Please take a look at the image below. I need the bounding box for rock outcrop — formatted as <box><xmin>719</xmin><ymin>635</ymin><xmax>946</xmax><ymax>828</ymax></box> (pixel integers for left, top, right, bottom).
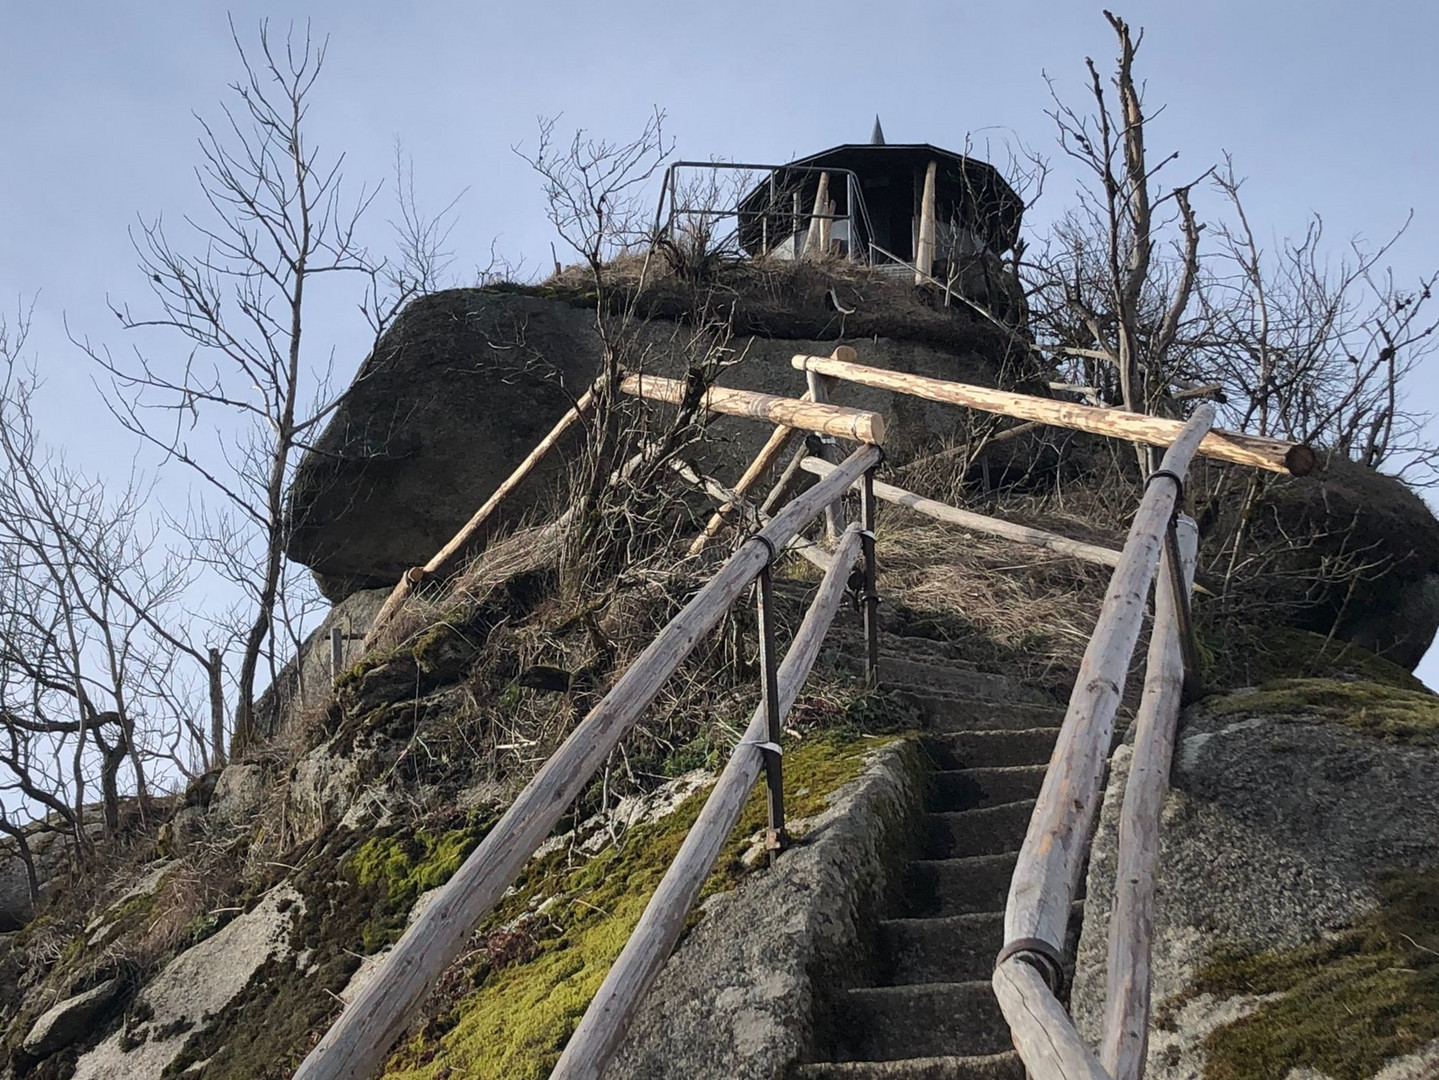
<box><xmin>286</xmin><ymin>281</ymin><xmax>1028</xmax><ymax>601</ymax></box>
<box><xmin>1223</xmin><ymin>454</ymin><xmax>1439</xmax><ymax>669</ymax></box>
<box><xmin>1073</xmin><ymin>680</ymin><xmax>1439</xmax><ymax>1079</ymax></box>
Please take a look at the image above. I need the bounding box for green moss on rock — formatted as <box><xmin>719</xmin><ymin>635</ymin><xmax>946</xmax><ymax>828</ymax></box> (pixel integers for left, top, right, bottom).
<box><xmin>1202</xmin><ymin>678</ymin><xmax>1439</xmax><ymax>745</ymax></box>
<box><xmin>159</xmin><ymin>814</ymin><xmax>493</xmax><ymax>1080</ymax></box>
<box><xmin>380</xmin><ymin>728</ymin><xmax>901</xmax><ymax>1080</ymax></box>
<box><xmin>1189</xmin><ymin>866</ymin><xmax>1439</xmax><ymax>1080</ymax></box>
<box><xmin>1200</xmin><ymin>625</ymin><xmax>1426</xmax><ymax>694</ymax></box>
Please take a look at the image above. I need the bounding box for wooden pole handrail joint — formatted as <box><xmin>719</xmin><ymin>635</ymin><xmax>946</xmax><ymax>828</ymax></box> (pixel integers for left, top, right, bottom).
<box><xmin>620</xmin><ymin>372</ymin><xmax>887</xmax><ymax>446</ymax></box>
<box><xmin>790</xmin><ymin>353</ymin><xmax>1314</xmax><ymax>475</ymax></box>
<box><xmin>293</xmin><ymin>444</ymin><xmax>881</xmax><ymax>1080</ymax></box>
<box><xmin>667</xmin><ymin>457</ymin><xmax>832</xmax><ymax>573</ymax></box>
<box><xmin>550</xmin><ymin>525</ymin><xmax>867</xmax><ymax>1080</ymax></box>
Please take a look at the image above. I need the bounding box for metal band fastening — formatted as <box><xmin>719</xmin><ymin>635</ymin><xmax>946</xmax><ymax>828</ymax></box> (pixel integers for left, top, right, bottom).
<box><xmin>1146</xmin><ymin>468</ymin><xmax>1185</xmax><ymax>506</ymax></box>
<box><xmin>995</xmin><ymin>937</ymin><xmax>1069</xmax><ymax>996</ymax></box>
<box><xmin>747</xmin><ymin>533</ymin><xmax>778</xmax><ymax>567</ymax></box>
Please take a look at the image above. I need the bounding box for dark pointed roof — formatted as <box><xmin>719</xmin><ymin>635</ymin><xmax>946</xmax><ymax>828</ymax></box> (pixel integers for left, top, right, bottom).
<box><xmin>871</xmin><ymin>115</ymin><xmax>886</xmax><ymax>145</ymax></box>
<box><xmin>735</xmin><ymin>142</ymin><xmax>1024</xmax><ymax>253</ymax></box>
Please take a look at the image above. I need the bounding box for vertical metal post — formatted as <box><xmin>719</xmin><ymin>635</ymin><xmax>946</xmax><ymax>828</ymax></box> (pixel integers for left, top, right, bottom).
<box><xmin>861</xmin><ymin>467</ymin><xmax>880</xmax><ymax>689</ymax></box>
<box><xmin>330</xmin><ymin>626</ymin><xmax>344</xmax><ymax>683</ymax></box>
<box><xmin>1165</xmin><ymin>516</ymin><xmax>1204</xmax><ymax>705</ymax></box>
<box><xmin>756</xmin><ymin>564</ymin><xmax>787</xmax><ymax>859</ymax></box>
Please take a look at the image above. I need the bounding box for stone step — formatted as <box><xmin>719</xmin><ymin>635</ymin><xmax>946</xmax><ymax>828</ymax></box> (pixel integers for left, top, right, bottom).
<box><xmin>877</xmin><ymin>911</ymin><xmax>1003</xmax><ymax>985</ymax></box>
<box><xmin>903</xmin><ymin>853</ymin><xmax>1016</xmax><ymax>918</ymax></box>
<box><xmin>871</xmin><ymin>658</ymin><xmax>1051</xmax><ymax>705</ymax></box>
<box><xmin>791</xmin><ymin>1051</ymin><xmax>1024</xmax><ymax>1080</ymax></box>
<box><xmin>898</xmin><ymin>691</ymin><xmax>1067</xmax><ymax>732</ymax></box>
<box><xmin>833</xmin><ymin>982</ymin><xmax>1012</xmax><ymax>1061</ymax></box>
<box><xmin>927</xmin><ymin>766</ymin><xmax>1047</xmax><ymax>813</ymax></box>
<box><xmin>921</xmin><ymin>729</ymin><xmax>1060</xmax><ymax>770</ymax></box>
<box><xmin>921</xmin><ymin>800</ymin><xmax>1035</xmax><ymax>859</ymax></box>
<box><xmin>835</xmin><ymin>633</ymin><xmax>984</xmax><ymax>670</ymax></box>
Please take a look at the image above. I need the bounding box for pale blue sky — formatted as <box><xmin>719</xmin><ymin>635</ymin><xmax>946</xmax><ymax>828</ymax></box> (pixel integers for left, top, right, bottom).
<box><xmin>2</xmin><ymin>1</ymin><xmax>1437</xmax><ymax>682</ymax></box>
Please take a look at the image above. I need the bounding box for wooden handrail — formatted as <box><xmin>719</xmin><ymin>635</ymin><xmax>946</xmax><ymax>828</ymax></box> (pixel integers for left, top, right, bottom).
<box><xmin>551</xmin><ymin>525</ymin><xmax>867</xmax><ymax>1080</ymax></box>
<box><xmin>1101</xmin><ymin>516</ymin><xmax>1198</xmax><ymax>1080</ymax></box>
<box><xmin>798</xmin><ymin>456</ymin><xmax>1124</xmax><ymax>570</ymax></box>
<box><xmin>688</xmin><ymin>389</ymin><xmax>814</xmax><ymax>556</ymax></box>
<box><xmin>994</xmin><ymin>405</ymin><xmax>1215</xmax><ymax>1080</ymax></box>
<box><xmin>621</xmin><ymin>372</ymin><xmax>887</xmax><ymax>445</ymax></box>
<box><xmin>293</xmin><ymin>443</ymin><xmax>881</xmax><ymax>1080</ymax></box>
<box><xmin>365</xmin><ymin>384</ymin><xmax>597</xmax><ymax>647</ymax></box>
<box><xmin>790</xmin><ymin>353</ymin><xmax>1314</xmax><ymax>475</ymax></box>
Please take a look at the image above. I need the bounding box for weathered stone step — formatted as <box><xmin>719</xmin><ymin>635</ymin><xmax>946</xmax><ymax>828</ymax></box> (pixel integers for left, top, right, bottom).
<box><xmin>832</xmin><ymin>982</ymin><xmax>1012</xmax><ymax>1061</ymax></box>
<box><xmin>878</xmin><ymin>911</ymin><xmax>1003</xmax><ymax>985</ymax></box>
<box><xmin>791</xmin><ymin>1051</ymin><xmax>1024</xmax><ymax>1080</ymax></box>
<box><xmin>904</xmin><ymin>853</ymin><xmax>1016</xmax><ymax>918</ymax></box>
<box><xmin>898</xmin><ymin>691</ymin><xmax>1066</xmax><ymax>732</ymax></box>
<box><xmin>927</xmin><ymin>766</ymin><xmax>1047</xmax><ymax>813</ymax></box>
<box><xmin>835</xmin><ymin>633</ymin><xmax>984</xmax><ymax>669</ymax></box>
<box><xmin>871</xmin><ymin>658</ymin><xmax>1051</xmax><ymax>705</ymax></box>
<box><xmin>921</xmin><ymin>800</ymin><xmax>1035</xmax><ymax>859</ymax></box>
<box><xmin>922</xmin><ymin>729</ymin><xmax>1060</xmax><ymax>770</ymax></box>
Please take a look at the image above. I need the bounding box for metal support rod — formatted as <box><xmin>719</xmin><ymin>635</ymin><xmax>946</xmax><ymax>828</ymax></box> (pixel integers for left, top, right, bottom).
<box><xmin>861</xmin><ymin>467</ymin><xmax>880</xmax><ymax>689</ymax></box>
<box><xmin>1165</xmin><ymin>518</ymin><xmax>1204</xmax><ymax>705</ymax></box>
<box><xmin>756</xmin><ymin>563</ymin><xmax>787</xmax><ymax>859</ymax></box>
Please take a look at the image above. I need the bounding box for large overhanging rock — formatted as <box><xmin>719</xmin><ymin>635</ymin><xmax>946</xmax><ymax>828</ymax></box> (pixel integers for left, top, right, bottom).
<box><xmin>286</xmin><ymin>286</ymin><xmax>1027</xmax><ymax>601</ymax></box>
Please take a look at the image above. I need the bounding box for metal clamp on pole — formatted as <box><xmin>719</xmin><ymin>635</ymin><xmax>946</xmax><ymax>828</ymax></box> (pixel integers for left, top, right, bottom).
<box><xmin>995</xmin><ymin>936</ymin><xmax>1070</xmax><ymax>1000</ymax></box>
<box><xmin>1147</xmin><ymin>468</ymin><xmax>1204</xmax><ymax>704</ymax></box>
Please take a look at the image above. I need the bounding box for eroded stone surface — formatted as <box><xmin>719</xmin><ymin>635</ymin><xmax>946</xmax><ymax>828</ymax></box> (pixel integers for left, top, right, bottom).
<box><xmin>70</xmin><ymin>886</ymin><xmax>302</xmax><ymax>1080</ymax></box>
<box><xmin>1073</xmin><ymin>701</ymin><xmax>1439</xmax><ymax>1079</ymax></box>
<box><xmin>604</xmin><ymin>741</ymin><xmax>922</xmax><ymax>1080</ymax></box>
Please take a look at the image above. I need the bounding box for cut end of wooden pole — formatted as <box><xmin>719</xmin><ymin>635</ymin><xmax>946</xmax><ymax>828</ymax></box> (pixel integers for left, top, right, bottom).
<box><xmin>831</xmin><ymin>345</ymin><xmax>857</xmax><ymax>364</ymax></box>
<box><xmin>862</xmin><ymin>413</ymin><xmax>887</xmax><ymax>446</ymax></box>
<box><xmin>1284</xmin><ymin>444</ymin><xmax>1319</xmax><ymax>477</ymax></box>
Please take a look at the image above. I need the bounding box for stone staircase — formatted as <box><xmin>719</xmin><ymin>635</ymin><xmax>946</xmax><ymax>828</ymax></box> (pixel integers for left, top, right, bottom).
<box><xmin>795</xmin><ymin>643</ymin><xmax>1077</xmax><ymax>1080</ymax></box>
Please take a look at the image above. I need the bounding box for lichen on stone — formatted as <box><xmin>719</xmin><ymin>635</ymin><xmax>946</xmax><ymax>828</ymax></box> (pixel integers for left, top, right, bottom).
<box><xmin>1201</xmin><ymin>677</ymin><xmax>1439</xmax><ymax>745</ymax></box>
<box><xmin>1184</xmin><ymin>866</ymin><xmax>1439</xmax><ymax>1080</ymax></box>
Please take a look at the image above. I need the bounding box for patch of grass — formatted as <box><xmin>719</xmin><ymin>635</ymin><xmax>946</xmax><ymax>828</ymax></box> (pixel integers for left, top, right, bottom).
<box><xmin>1201</xmin><ymin>678</ymin><xmax>1439</xmax><ymax>745</ymax></box>
<box><xmin>1188</xmin><ymin>867</ymin><xmax>1439</xmax><ymax>1080</ymax></box>
<box><xmin>380</xmin><ymin>726</ymin><xmax>902</xmax><ymax>1080</ymax></box>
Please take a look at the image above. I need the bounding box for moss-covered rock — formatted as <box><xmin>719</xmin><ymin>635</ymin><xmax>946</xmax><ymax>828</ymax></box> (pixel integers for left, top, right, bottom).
<box><xmin>1073</xmin><ymin>682</ymin><xmax>1439</xmax><ymax>1080</ymax></box>
<box><xmin>1202</xmin><ymin>677</ymin><xmax>1439</xmax><ymax>745</ymax></box>
<box><xmin>1186</xmin><ymin>867</ymin><xmax>1439</xmax><ymax>1080</ymax></box>
<box><xmin>379</xmin><ymin>728</ymin><xmax>901</xmax><ymax>1080</ymax></box>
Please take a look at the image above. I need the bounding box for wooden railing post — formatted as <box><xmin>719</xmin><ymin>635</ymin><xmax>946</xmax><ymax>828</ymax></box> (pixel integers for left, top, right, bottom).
<box><xmin>994</xmin><ymin>406</ymin><xmax>1215</xmax><ymax>1080</ymax></box>
<box><xmin>791</xmin><ymin>353</ymin><xmax>1314</xmax><ymax>475</ymax></box>
<box><xmin>549</xmin><ymin>527</ymin><xmax>866</xmax><ymax>1080</ymax></box>
<box><xmin>755</xmin><ymin>560</ymin><xmax>787</xmax><ymax>857</ymax></box>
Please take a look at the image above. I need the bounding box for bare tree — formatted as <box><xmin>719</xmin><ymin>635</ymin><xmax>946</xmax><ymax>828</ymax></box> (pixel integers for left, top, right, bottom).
<box><xmin>79</xmin><ymin>20</ymin><xmax>420</xmax><ymax>750</ymax></box>
<box><xmin>1029</xmin><ymin>11</ymin><xmax>1206</xmax><ymax>465</ymax></box>
<box><xmin>0</xmin><ymin>306</ymin><xmax>213</xmax><ymax>853</ymax></box>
